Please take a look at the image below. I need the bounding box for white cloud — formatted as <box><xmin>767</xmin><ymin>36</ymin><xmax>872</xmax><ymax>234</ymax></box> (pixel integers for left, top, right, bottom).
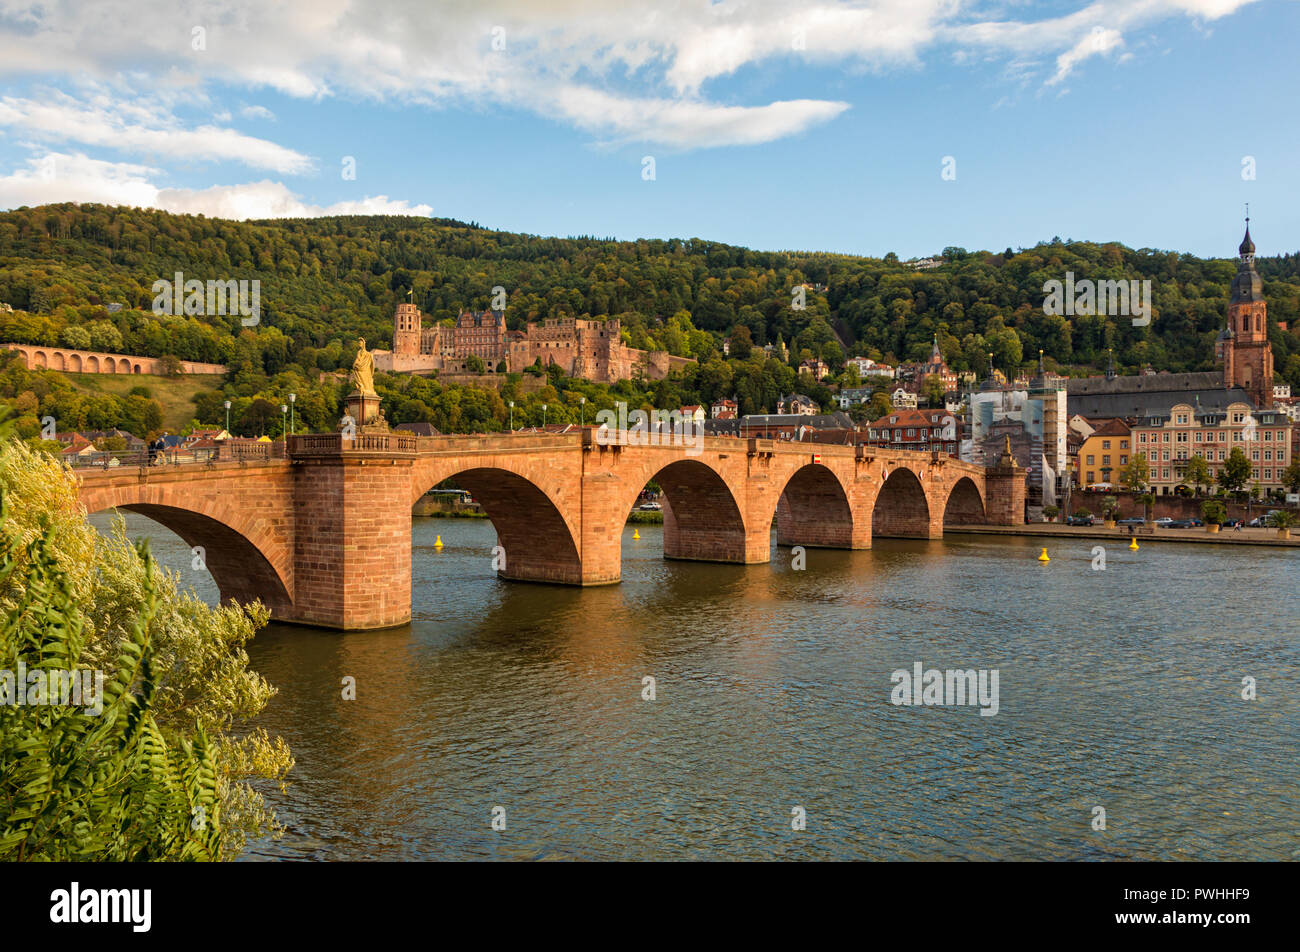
<box><xmin>1048</xmin><ymin>27</ymin><xmax>1124</xmax><ymax>86</ymax></box>
<box><xmin>0</xmin><ymin>0</ymin><xmax>1268</xmax><ymax>149</ymax></box>
<box><xmin>0</xmin><ymin>151</ymin><xmax>431</xmax><ymax>219</ymax></box>
<box><xmin>240</xmin><ymin>105</ymin><xmax>276</xmax><ymax>120</ymax></box>
<box><xmin>0</xmin><ymin>91</ymin><xmax>312</xmax><ymax>173</ymax></box>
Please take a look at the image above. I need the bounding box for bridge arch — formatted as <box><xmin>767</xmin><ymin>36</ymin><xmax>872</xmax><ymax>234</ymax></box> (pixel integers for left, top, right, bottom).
<box><xmin>772</xmin><ymin>462</ymin><xmax>858</xmax><ymax>549</ymax></box>
<box><xmin>31</xmin><ymin>349</ymin><xmax>47</xmax><ymax>368</ymax></box>
<box><xmin>872</xmin><ymin>465</ymin><xmax>933</xmax><ymax>538</ymax></box>
<box><xmin>619</xmin><ymin>457</ymin><xmax>748</xmax><ymax>563</ymax></box>
<box><xmin>942</xmin><ymin>476</ymin><xmax>986</xmax><ymax>526</ymax></box>
<box><xmin>410</xmin><ymin>459</ymin><xmax>583</xmax><ymax>585</ymax></box>
<box><xmin>79</xmin><ymin>496</ymin><xmax>293</xmax><ymax>615</ymax></box>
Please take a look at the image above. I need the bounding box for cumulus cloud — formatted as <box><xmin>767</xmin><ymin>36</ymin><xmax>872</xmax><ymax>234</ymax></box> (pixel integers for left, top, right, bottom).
<box><xmin>0</xmin><ymin>152</ymin><xmax>431</xmax><ymax>219</ymax></box>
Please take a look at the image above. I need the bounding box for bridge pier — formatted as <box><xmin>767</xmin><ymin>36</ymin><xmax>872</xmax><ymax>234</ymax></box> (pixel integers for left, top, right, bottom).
<box><xmin>288</xmin><ymin>438</ymin><xmax>416</xmax><ymax>630</ymax></box>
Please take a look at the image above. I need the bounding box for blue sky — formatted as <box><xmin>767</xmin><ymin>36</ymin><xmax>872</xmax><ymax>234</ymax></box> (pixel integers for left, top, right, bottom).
<box><xmin>1</xmin><ymin>0</ymin><xmax>1296</xmax><ymax>259</ymax></box>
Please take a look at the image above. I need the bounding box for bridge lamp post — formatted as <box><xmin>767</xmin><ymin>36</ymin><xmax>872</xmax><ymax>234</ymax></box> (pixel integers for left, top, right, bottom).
<box><xmin>280</xmin><ymin>404</ymin><xmax>288</xmax><ymax>439</ymax></box>
<box><xmin>224</xmin><ymin>400</ymin><xmax>231</xmax><ymax>435</ymax></box>
<box><xmin>542</xmin><ymin>403</ymin><xmax>548</xmax><ymax>428</ymax></box>
<box><xmin>509</xmin><ymin>401</ymin><xmax>514</xmax><ymax>432</ymax></box>
<box><xmin>580</xmin><ymin>396</ymin><xmax>586</xmax><ymax>426</ymax></box>
<box><xmin>289</xmin><ymin>393</ymin><xmax>296</xmax><ymax>436</ymax></box>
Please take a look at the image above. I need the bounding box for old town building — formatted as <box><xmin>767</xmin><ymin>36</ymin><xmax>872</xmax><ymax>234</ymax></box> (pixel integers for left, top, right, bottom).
<box><xmin>1132</xmin><ymin>402</ymin><xmax>1292</xmax><ymax>494</ymax></box>
<box><xmin>866</xmin><ymin>408</ymin><xmax>959</xmax><ymax>455</ymax></box>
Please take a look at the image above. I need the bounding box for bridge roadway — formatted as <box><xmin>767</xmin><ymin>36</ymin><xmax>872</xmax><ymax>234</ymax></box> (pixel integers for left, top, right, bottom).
<box><xmin>75</xmin><ymin>430</ymin><xmax>1026</xmax><ymax>630</ymax></box>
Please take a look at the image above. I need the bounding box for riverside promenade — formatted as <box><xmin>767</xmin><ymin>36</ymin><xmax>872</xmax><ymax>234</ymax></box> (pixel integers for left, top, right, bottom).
<box><xmin>945</xmin><ymin>524</ymin><xmax>1300</xmax><ymax>548</ymax></box>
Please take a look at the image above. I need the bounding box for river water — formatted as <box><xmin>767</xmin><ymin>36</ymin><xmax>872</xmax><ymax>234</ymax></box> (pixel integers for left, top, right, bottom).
<box><xmin>89</xmin><ymin>512</ymin><xmax>1300</xmax><ymax>861</ymax></box>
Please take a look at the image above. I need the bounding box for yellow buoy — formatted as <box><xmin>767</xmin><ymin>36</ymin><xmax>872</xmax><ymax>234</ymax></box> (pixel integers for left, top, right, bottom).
<box><xmin>1129</xmin><ymin>537</ymin><xmax>1139</xmax><ymax>550</ymax></box>
<box><xmin>633</xmin><ymin>528</ymin><xmax>641</xmax><ymax>540</ymax></box>
<box><xmin>434</xmin><ymin>535</ymin><xmax>444</xmax><ymax>548</ymax></box>
<box><xmin>1037</xmin><ymin>547</ymin><xmax>1050</xmax><ymax>562</ymax></box>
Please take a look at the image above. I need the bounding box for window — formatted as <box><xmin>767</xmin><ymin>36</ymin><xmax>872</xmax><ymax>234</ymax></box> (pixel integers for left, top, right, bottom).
<box><xmin>1121</xmin><ymin>440</ymin><xmax>1129</xmax><ymax>449</ymax></box>
<box><xmin>1102</xmin><ymin>440</ymin><xmax>1111</xmax><ymax>449</ymax></box>
<box><xmin>1120</xmin><ymin>455</ymin><xmax>1128</xmax><ymax>465</ymax></box>
<box><xmin>1177</xmin><ymin>432</ymin><xmax>1188</xmax><ymax>443</ymax></box>
<box><xmin>1162</xmin><ymin>451</ymin><xmax>1170</xmax><ymax>461</ymax></box>
<box><xmin>1086</xmin><ymin>454</ymin><xmax>1095</xmax><ymax>465</ymax></box>
<box><xmin>1103</xmin><ymin>455</ymin><xmax>1111</xmax><ymax>466</ymax></box>
<box><xmin>1163</xmin><ymin>433</ymin><xmax>1170</xmax><ymax>443</ymax></box>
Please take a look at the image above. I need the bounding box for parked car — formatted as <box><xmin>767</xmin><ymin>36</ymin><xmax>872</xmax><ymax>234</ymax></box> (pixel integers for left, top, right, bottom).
<box><xmin>1117</xmin><ymin>517</ymin><xmax>1145</xmax><ymax>525</ymax></box>
<box><xmin>637</xmin><ymin>501</ymin><xmax>662</xmax><ymax>511</ymax></box>
<box><xmin>1066</xmin><ymin>514</ymin><xmax>1094</xmax><ymax>526</ymax></box>
<box><xmin>1248</xmin><ymin>516</ymin><xmax>1265</xmax><ymax>527</ymax></box>
<box><xmin>1153</xmin><ymin>517</ymin><xmax>1174</xmax><ymax>527</ymax></box>
<box><xmin>1165</xmin><ymin>519</ymin><xmax>1197</xmax><ymax>528</ymax></box>
<box><xmin>1223</xmin><ymin>518</ymin><xmax>1245</xmax><ymax>528</ymax></box>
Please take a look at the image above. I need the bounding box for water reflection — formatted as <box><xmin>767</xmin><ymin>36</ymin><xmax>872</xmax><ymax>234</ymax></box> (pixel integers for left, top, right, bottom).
<box><xmin>89</xmin><ymin>512</ymin><xmax>1300</xmax><ymax>861</ymax></box>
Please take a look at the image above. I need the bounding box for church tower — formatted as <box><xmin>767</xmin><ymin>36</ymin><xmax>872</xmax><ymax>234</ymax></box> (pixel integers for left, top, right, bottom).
<box><xmin>1223</xmin><ymin>217</ymin><xmax>1274</xmax><ymax>408</ymax></box>
<box><xmin>393</xmin><ymin>301</ymin><xmax>422</xmax><ymax>358</ymax></box>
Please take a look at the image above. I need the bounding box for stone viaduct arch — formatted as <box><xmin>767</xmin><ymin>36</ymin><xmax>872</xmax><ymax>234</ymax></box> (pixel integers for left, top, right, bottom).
<box><xmin>409</xmin><ymin>448</ymin><xmax>585</xmax><ymax>585</ymax></box>
<box><xmin>78</xmin><ymin>474</ymin><xmax>295</xmax><ymax>617</ymax></box>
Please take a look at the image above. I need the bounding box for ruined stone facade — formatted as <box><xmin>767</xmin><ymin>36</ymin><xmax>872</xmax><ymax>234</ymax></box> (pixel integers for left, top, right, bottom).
<box><xmin>374</xmin><ymin>302</ymin><xmax>691</xmax><ymax>383</ymax></box>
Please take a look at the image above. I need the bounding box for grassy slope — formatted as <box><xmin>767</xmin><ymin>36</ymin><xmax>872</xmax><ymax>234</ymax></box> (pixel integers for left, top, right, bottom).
<box><xmin>62</xmin><ymin>372</ymin><xmax>220</xmax><ymax>432</ymax></box>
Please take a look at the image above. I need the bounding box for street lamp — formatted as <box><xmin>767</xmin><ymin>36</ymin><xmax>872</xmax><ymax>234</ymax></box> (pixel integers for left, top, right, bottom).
<box><xmin>280</xmin><ymin>404</ymin><xmax>287</xmax><ymax>439</ymax></box>
<box><xmin>580</xmin><ymin>396</ymin><xmax>586</xmax><ymax>426</ymax></box>
<box><xmin>289</xmin><ymin>392</ymin><xmax>296</xmax><ymax>436</ymax></box>
<box><xmin>224</xmin><ymin>400</ymin><xmax>231</xmax><ymax>435</ymax></box>
<box><xmin>509</xmin><ymin>400</ymin><xmax>514</xmax><ymax>432</ymax></box>
<box><xmin>542</xmin><ymin>403</ymin><xmax>548</xmax><ymax>428</ymax></box>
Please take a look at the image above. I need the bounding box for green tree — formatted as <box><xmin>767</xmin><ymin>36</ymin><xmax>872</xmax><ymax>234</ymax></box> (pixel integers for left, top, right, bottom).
<box><xmin>1120</xmin><ymin>453</ymin><xmax>1149</xmax><ymax>491</ymax></box>
<box><xmin>1282</xmin><ymin>458</ymin><xmax>1300</xmax><ymax>494</ymax></box>
<box><xmin>1184</xmin><ymin>454</ymin><xmax>1211</xmax><ymax>495</ymax></box>
<box><xmin>1218</xmin><ymin>447</ymin><xmax>1252</xmax><ymax>496</ymax></box>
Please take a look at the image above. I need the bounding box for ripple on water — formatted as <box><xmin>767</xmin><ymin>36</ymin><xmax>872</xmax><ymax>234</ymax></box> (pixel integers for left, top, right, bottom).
<box><xmin>89</xmin><ymin>513</ymin><xmax>1300</xmax><ymax>860</ymax></box>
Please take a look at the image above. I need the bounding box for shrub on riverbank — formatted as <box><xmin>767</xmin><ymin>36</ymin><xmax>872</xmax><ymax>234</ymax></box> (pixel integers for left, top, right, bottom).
<box><xmin>0</xmin><ymin>439</ymin><xmax>291</xmax><ymax>859</ymax></box>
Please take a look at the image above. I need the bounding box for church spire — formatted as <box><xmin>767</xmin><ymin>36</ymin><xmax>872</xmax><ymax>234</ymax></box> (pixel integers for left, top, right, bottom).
<box><xmin>1239</xmin><ymin>206</ymin><xmax>1255</xmax><ymax>262</ymax></box>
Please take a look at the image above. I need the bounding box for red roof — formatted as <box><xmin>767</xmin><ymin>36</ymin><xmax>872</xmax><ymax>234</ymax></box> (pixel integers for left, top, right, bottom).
<box><xmin>867</xmin><ymin>408</ymin><xmax>951</xmax><ymax>430</ymax></box>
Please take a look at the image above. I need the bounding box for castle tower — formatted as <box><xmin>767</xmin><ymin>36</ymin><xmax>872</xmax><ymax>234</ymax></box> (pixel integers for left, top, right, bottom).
<box><xmin>393</xmin><ymin>302</ymin><xmax>422</xmax><ymax>358</ymax></box>
<box><xmin>1224</xmin><ymin>217</ymin><xmax>1274</xmax><ymax>407</ymax></box>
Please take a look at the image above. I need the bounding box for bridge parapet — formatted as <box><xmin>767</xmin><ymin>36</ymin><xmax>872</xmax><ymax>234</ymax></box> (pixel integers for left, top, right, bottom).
<box><xmin>290</xmin><ymin>433</ymin><xmax>419</xmax><ymax>458</ymax></box>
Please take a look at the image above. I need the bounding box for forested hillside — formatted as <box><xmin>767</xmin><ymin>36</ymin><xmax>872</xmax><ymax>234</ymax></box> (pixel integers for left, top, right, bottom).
<box><xmin>2</xmin><ymin>202</ymin><xmax>1299</xmax><ymax>440</ymax></box>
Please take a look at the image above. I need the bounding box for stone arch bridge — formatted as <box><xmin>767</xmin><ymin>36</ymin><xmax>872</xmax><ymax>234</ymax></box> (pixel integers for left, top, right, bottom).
<box><xmin>76</xmin><ymin>431</ymin><xmax>1025</xmax><ymax>630</ymax></box>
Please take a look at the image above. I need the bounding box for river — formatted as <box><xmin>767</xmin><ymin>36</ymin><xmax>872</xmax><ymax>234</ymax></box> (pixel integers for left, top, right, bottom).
<box><xmin>89</xmin><ymin>512</ymin><xmax>1300</xmax><ymax>861</ymax></box>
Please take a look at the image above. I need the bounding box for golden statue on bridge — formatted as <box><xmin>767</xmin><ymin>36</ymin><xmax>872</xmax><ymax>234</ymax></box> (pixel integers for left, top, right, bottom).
<box><xmin>351</xmin><ymin>338</ymin><xmax>377</xmax><ymax>396</ymax></box>
<box><xmin>342</xmin><ymin>338</ymin><xmax>386</xmax><ymax>433</ymax></box>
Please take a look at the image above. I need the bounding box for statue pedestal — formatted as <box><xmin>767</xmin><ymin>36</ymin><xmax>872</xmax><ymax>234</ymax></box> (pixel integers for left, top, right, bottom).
<box><xmin>341</xmin><ymin>390</ymin><xmax>387</xmax><ymax>433</ymax></box>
